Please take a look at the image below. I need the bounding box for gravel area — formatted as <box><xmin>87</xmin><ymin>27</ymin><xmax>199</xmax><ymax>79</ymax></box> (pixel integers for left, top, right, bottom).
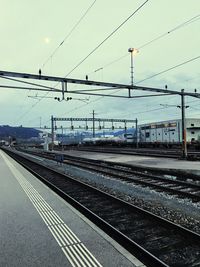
<box><xmin>40</xmin><ymin>158</ymin><xmax>200</xmax><ymax>234</ymax></box>
<box><xmin>17</xmin><ymin>150</ymin><xmax>200</xmax><ymax>234</ymax></box>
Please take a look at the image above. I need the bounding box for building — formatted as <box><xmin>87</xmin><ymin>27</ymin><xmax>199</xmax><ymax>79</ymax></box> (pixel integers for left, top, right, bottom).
<box><xmin>139</xmin><ymin>118</ymin><xmax>200</xmax><ymax>143</ymax></box>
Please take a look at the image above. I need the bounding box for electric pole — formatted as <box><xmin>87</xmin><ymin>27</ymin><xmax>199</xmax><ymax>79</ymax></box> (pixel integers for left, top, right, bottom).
<box><xmin>135</xmin><ymin>118</ymin><xmax>138</xmax><ymax>148</ymax></box>
<box><xmin>51</xmin><ymin>115</ymin><xmax>54</xmax><ymax>150</ymax></box>
<box><xmin>92</xmin><ymin>110</ymin><xmax>95</xmax><ymax>138</ymax></box>
<box><xmin>181</xmin><ymin>89</ymin><xmax>187</xmax><ymax>158</ymax></box>
<box><xmin>160</xmin><ymin>89</ymin><xmax>189</xmax><ymax>159</ymax></box>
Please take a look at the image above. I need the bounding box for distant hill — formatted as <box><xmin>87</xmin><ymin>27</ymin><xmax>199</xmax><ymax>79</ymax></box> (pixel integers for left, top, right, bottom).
<box><xmin>0</xmin><ymin>125</ymin><xmax>42</xmax><ymax>140</ymax></box>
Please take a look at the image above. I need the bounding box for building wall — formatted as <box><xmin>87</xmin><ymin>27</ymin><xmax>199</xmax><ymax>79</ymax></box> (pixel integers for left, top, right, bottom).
<box><xmin>185</xmin><ymin>118</ymin><xmax>200</xmax><ymax>142</ymax></box>
<box><xmin>139</xmin><ymin>118</ymin><xmax>200</xmax><ymax>143</ymax></box>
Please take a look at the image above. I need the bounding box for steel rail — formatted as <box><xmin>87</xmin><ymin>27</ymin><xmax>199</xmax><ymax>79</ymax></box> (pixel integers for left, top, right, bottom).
<box><xmin>75</xmin><ymin>146</ymin><xmax>200</xmax><ymax>160</ymax></box>
<box><xmin>75</xmin><ymin>146</ymin><xmax>180</xmax><ymax>158</ymax></box>
<box><xmin>30</xmin><ymin>150</ymin><xmax>200</xmax><ymax>202</ymax></box>
<box><xmin>62</xmin><ymin>157</ymin><xmax>200</xmax><ymax>202</ymax></box>
<box><xmin>3</xmin><ymin>148</ymin><xmax>200</xmax><ymax>267</ymax></box>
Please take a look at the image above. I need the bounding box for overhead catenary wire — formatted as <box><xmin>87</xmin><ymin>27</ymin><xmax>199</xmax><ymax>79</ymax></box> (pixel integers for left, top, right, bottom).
<box><xmin>54</xmin><ymin>13</ymin><xmax>200</xmax><ymax>116</ymax></box>
<box><xmin>136</xmin><ymin>55</ymin><xmax>200</xmax><ymax>84</ymax></box>
<box><xmin>0</xmin><ymin>75</ymin><xmax>57</xmax><ymax>91</ymax></box>
<box><xmin>90</xmin><ymin>13</ymin><xmax>200</xmax><ymax>75</ymax></box>
<box><xmin>65</xmin><ymin>0</ymin><xmax>149</xmax><ymax>77</ymax></box>
<box><xmin>56</xmin><ymin>53</ymin><xmax>200</xmax><ymax>120</ymax></box>
<box><xmin>139</xmin><ymin>13</ymin><xmax>200</xmax><ymax>49</ymax></box>
<box><xmin>11</xmin><ymin>0</ymin><xmax>149</xmax><ymax>125</ymax></box>
<box><xmin>80</xmin><ymin>54</ymin><xmax>200</xmax><ymax>97</ymax></box>
<box><xmin>17</xmin><ymin>5</ymin><xmax>197</xmax><ymax>100</ymax></box>
<box><xmin>10</xmin><ymin>4</ymin><xmax>198</xmax><ymax>125</ymax></box>
<box><xmin>3</xmin><ymin>52</ymin><xmax>199</xmax><ymax>126</ymax></box>
<box><xmin>12</xmin><ymin>1</ymin><xmax>98</xmax><ymax>124</ymax></box>
<box><xmin>43</xmin><ymin>55</ymin><xmax>200</xmax><ymax>124</ymax></box>
<box><xmin>41</xmin><ymin>0</ymin><xmax>98</xmax><ymax>70</ymax></box>
<box><xmin>78</xmin><ymin>13</ymin><xmax>200</xmax><ymax>115</ymax></box>
<box><xmin>52</xmin><ymin>84</ymin><xmax>200</xmax><ymax>127</ymax></box>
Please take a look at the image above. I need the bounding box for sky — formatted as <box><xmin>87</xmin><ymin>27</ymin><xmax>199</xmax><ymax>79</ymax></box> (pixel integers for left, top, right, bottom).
<box><xmin>0</xmin><ymin>0</ymin><xmax>200</xmax><ymax>130</ymax></box>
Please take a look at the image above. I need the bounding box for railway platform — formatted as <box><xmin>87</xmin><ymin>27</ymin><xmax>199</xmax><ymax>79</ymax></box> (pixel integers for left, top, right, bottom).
<box><xmin>0</xmin><ymin>150</ymin><xmax>144</xmax><ymax>267</ymax></box>
<box><xmin>62</xmin><ymin>149</ymin><xmax>200</xmax><ymax>176</ymax></box>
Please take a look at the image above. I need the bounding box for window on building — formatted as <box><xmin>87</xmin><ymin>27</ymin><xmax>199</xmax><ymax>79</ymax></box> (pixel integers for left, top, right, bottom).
<box><xmin>165</xmin><ymin>133</ymin><xmax>167</xmax><ymax>135</ymax></box>
<box><xmin>169</xmin><ymin>122</ymin><xmax>177</xmax><ymax>127</ymax></box>
<box><xmin>191</xmin><ymin>131</ymin><xmax>195</xmax><ymax>134</ymax></box>
<box><xmin>191</xmin><ymin>124</ymin><xmax>194</xmax><ymax>126</ymax></box>
<box><xmin>141</xmin><ymin>126</ymin><xmax>150</xmax><ymax>130</ymax></box>
<box><xmin>145</xmin><ymin>132</ymin><xmax>150</xmax><ymax>138</ymax></box>
<box><xmin>172</xmin><ymin>132</ymin><xmax>174</xmax><ymax>135</ymax></box>
<box><xmin>158</xmin><ymin>133</ymin><xmax>160</xmax><ymax>135</ymax></box>
<box><xmin>156</xmin><ymin>124</ymin><xmax>165</xmax><ymax>128</ymax></box>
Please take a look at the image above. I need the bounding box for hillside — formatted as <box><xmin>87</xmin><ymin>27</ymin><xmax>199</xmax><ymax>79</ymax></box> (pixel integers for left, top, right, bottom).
<box><xmin>0</xmin><ymin>125</ymin><xmax>42</xmax><ymax>140</ymax></box>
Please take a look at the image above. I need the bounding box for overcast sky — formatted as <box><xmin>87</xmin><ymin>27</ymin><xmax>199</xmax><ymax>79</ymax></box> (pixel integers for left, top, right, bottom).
<box><xmin>0</xmin><ymin>0</ymin><xmax>200</xmax><ymax>129</ymax></box>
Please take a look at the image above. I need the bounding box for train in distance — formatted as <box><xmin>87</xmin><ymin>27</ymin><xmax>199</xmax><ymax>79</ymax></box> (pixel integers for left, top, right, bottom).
<box><xmin>82</xmin><ymin>133</ymin><xmax>134</xmax><ymax>146</ymax></box>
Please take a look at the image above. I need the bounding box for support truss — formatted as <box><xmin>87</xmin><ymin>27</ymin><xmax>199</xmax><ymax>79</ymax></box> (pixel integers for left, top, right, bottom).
<box><xmin>0</xmin><ymin>69</ymin><xmax>200</xmax><ymax>99</ymax></box>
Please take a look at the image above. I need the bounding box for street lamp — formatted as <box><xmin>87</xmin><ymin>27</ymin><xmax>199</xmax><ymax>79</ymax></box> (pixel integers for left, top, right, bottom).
<box><xmin>128</xmin><ymin>48</ymin><xmax>139</xmax><ymax>87</ymax></box>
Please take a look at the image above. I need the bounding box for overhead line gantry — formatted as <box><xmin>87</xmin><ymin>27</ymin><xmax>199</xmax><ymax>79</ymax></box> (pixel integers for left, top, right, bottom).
<box><xmin>0</xmin><ymin>69</ymin><xmax>200</xmax><ymax>99</ymax></box>
<box><xmin>1</xmin><ymin>69</ymin><xmax>200</xmax><ymax>158</ymax></box>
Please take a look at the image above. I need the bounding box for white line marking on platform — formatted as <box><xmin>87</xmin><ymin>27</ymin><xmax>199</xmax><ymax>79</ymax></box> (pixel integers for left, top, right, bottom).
<box><xmin>1</xmin><ymin>151</ymin><xmax>103</xmax><ymax>267</ymax></box>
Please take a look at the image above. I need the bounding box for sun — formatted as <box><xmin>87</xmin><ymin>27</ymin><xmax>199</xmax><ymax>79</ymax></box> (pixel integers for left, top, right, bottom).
<box><xmin>44</xmin><ymin>37</ymin><xmax>50</xmax><ymax>44</ymax></box>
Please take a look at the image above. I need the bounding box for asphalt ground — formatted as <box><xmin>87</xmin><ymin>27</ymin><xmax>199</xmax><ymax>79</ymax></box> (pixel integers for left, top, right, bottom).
<box><xmin>61</xmin><ymin>149</ymin><xmax>200</xmax><ymax>176</ymax></box>
<box><xmin>0</xmin><ymin>150</ymin><xmax>143</xmax><ymax>267</ymax></box>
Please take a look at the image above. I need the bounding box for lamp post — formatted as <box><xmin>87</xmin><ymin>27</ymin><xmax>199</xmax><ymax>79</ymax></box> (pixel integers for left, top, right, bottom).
<box><xmin>128</xmin><ymin>48</ymin><xmax>139</xmax><ymax>97</ymax></box>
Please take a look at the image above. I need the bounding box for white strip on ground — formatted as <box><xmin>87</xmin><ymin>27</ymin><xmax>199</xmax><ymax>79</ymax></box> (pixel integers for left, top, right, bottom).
<box><xmin>1</xmin><ymin>151</ymin><xmax>103</xmax><ymax>267</ymax></box>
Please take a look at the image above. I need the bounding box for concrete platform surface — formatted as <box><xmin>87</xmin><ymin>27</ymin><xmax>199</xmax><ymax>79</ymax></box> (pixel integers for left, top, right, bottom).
<box><xmin>0</xmin><ymin>150</ymin><xmax>144</xmax><ymax>267</ymax></box>
<box><xmin>63</xmin><ymin>150</ymin><xmax>200</xmax><ymax>176</ymax></box>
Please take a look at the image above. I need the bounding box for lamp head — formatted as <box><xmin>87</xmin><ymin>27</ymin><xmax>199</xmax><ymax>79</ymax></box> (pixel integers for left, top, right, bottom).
<box><xmin>128</xmin><ymin>48</ymin><xmax>139</xmax><ymax>55</ymax></box>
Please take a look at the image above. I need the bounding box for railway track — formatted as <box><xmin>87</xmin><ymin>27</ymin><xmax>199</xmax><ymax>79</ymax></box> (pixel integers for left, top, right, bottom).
<box><xmin>18</xmin><ymin>148</ymin><xmax>200</xmax><ymax>203</ymax></box>
<box><xmin>62</xmin><ymin>155</ymin><xmax>200</xmax><ymax>202</ymax></box>
<box><xmin>75</xmin><ymin>146</ymin><xmax>180</xmax><ymax>158</ymax></box>
<box><xmin>74</xmin><ymin>146</ymin><xmax>200</xmax><ymax>160</ymax></box>
<box><xmin>3</xmin><ymin>148</ymin><xmax>200</xmax><ymax>267</ymax></box>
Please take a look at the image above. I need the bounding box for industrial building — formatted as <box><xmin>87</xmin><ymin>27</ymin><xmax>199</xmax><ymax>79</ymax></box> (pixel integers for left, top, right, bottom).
<box><xmin>139</xmin><ymin>118</ymin><xmax>200</xmax><ymax>143</ymax></box>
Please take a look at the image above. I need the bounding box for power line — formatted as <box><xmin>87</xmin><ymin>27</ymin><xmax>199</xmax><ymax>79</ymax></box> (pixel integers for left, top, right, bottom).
<box><xmin>9</xmin><ymin>0</ymin><xmax>98</xmax><ymax>124</ymax></box>
<box><xmin>10</xmin><ymin>9</ymin><xmax>200</xmax><ymax>124</ymax></box>
<box><xmin>19</xmin><ymin>0</ymin><xmax>99</xmax><ymax>123</ymax></box>
<box><xmin>65</xmin><ymin>0</ymin><xmax>149</xmax><ymax>77</ymax></box>
<box><xmin>136</xmin><ymin>55</ymin><xmax>200</xmax><ymax>84</ymax></box>
<box><xmin>50</xmin><ymin>86</ymin><xmax>200</xmax><ymax>127</ymax></box>
<box><xmin>0</xmin><ymin>75</ymin><xmax>56</xmax><ymax>91</ymax></box>
<box><xmin>90</xmin><ymin>13</ymin><xmax>200</xmax><ymax>74</ymax></box>
<box><xmin>13</xmin><ymin>1</ymin><xmax>195</xmax><ymax>121</ymax></box>
<box><xmin>34</xmin><ymin>0</ymin><xmax>149</xmax><ymax>117</ymax></box>
<box><xmin>139</xmin><ymin>13</ymin><xmax>200</xmax><ymax>49</ymax></box>
<box><xmin>92</xmin><ymin>53</ymin><xmax>128</xmax><ymax>73</ymax></box>
<box><xmin>3</xmin><ymin>55</ymin><xmax>199</xmax><ymax>126</ymax></box>
<box><xmin>41</xmin><ymin>0</ymin><xmax>98</xmax><ymax>70</ymax></box>
<box><xmin>14</xmin><ymin>98</ymin><xmax>45</xmax><ymax>125</ymax></box>
<box><xmin>54</xmin><ymin>71</ymin><xmax>199</xmax><ymax>121</ymax></box>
